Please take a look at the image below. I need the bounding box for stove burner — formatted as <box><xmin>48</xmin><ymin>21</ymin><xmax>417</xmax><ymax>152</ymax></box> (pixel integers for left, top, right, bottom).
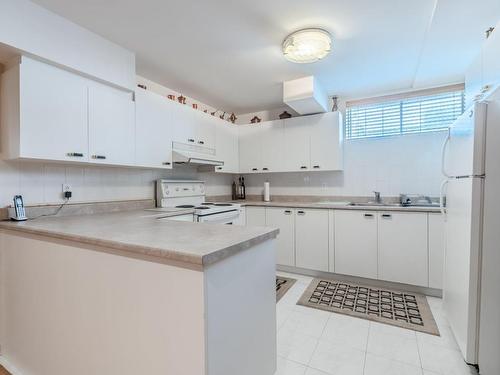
<box><xmin>176</xmin><ymin>205</ymin><xmax>195</xmax><ymax>208</ymax></box>
<box><xmin>202</xmin><ymin>202</ymin><xmax>215</xmax><ymax>205</ymax></box>
<box><xmin>195</xmin><ymin>206</ymin><xmax>210</xmax><ymax>209</ymax></box>
<box><xmin>214</xmin><ymin>203</ymin><xmax>233</xmax><ymax>206</ymax></box>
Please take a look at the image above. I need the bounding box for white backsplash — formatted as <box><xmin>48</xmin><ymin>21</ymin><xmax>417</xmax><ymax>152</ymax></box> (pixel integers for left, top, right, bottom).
<box><xmin>0</xmin><ymin>159</ymin><xmax>233</xmax><ymax>207</ymax></box>
<box><xmin>242</xmin><ymin>131</ymin><xmax>447</xmax><ymax>198</ymax></box>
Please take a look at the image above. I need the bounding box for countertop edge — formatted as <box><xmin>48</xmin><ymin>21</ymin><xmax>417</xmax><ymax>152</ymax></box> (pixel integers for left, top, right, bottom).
<box><xmin>0</xmin><ymin>223</ymin><xmax>280</xmax><ymax>269</ymax></box>
<box><xmin>237</xmin><ymin>201</ymin><xmax>442</xmax><ymax>213</ymax></box>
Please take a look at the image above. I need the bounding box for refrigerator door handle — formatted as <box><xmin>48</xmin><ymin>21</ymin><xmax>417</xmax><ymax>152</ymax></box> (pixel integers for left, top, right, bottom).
<box><xmin>440</xmin><ymin>179</ymin><xmax>449</xmax><ymax>217</ymax></box>
<box><xmin>441</xmin><ymin>128</ymin><xmax>453</xmax><ymax>179</ymax></box>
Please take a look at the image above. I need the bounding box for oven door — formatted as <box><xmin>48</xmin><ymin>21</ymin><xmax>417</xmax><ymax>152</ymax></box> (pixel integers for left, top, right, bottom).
<box><xmin>197</xmin><ymin>209</ymin><xmax>239</xmax><ymax>225</ymax></box>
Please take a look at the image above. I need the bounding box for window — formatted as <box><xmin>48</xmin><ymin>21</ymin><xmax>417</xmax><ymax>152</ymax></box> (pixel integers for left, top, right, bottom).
<box><xmin>345</xmin><ymin>86</ymin><xmax>465</xmax><ymax>139</ymax></box>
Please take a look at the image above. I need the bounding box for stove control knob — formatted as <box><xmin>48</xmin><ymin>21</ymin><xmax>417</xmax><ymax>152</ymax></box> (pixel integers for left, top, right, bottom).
<box><xmin>165</xmin><ymin>190</ymin><xmax>170</xmax><ymax>195</ymax></box>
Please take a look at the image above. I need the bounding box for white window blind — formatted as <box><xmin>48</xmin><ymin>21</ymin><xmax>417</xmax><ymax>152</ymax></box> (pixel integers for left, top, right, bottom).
<box><xmin>345</xmin><ymin>88</ymin><xmax>465</xmax><ymax>139</ymax></box>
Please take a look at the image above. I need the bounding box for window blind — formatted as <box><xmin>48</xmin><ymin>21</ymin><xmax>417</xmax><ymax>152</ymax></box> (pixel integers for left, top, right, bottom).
<box><xmin>345</xmin><ymin>88</ymin><xmax>465</xmax><ymax>139</ymax></box>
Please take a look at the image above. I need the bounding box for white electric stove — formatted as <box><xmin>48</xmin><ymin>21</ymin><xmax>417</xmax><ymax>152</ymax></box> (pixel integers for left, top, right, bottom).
<box><xmin>155</xmin><ymin>180</ymin><xmax>241</xmax><ymax>224</ymax></box>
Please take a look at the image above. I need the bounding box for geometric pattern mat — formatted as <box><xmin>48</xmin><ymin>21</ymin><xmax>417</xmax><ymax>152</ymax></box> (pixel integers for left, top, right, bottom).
<box><xmin>298</xmin><ymin>278</ymin><xmax>440</xmax><ymax>336</ymax></box>
<box><xmin>276</xmin><ymin>276</ymin><xmax>297</xmax><ymax>302</ymax></box>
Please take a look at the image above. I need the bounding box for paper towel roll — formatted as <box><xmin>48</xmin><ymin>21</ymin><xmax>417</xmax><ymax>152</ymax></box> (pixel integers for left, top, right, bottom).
<box><xmin>264</xmin><ymin>181</ymin><xmax>270</xmax><ymax>202</ymax></box>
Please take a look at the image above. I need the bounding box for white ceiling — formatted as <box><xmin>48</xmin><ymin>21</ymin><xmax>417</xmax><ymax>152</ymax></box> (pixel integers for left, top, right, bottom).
<box><xmin>31</xmin><ymin>0</ymin><xmax>500</xmax><ymax>114</ymax></box>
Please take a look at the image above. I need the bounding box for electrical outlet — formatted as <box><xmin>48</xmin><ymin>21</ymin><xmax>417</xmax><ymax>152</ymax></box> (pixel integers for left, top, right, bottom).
<box><xmin>62</xmin><ymin>184</ymin><xmax>72</xmax><ymax>193</ymax></box>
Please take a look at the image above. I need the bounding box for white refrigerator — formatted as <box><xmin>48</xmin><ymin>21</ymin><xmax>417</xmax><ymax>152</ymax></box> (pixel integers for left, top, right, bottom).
<box><xmin>441</xmin><ymin>93</ymin><xmax>500</xmax><ymax>374</ymax></box>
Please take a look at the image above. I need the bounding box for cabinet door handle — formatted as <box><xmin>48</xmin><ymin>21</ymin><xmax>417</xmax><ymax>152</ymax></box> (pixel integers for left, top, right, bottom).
<box><xmin>216</xmin><ymin>166</ymin><xmax>223</xmax><ymax>170</ymax></box>
<box><xmin>364</xmin><ymin>213</ymin><xmax>374</xmax><ymax>218</ymax></box>
<box><xmin>381</xmin><ymin>214</ymin><xmax>392</xmax><ymax>218</ymax></box>
<box><xmin>284</xmin><ymin>210</ymin><xmax>292</xmax><ymax>215</ymax></box>
<box><xmin>188</xmin><ymin>138</ymin><xmax>195</xmax><ymax>143</ymax></box>
<box><xmin>297</xmin><ymin>210</ymin><xmax>305</xmax><ymax>215</ymax></box>
<box><xmin>313</xmin><ymin>165</ymin><xmax>320</xmax><ymax>169</ymax></box>
<box><xmin>300</xmin><ymin>166</ymin><xmax>308</xmax><ymax>169</ymax></box>
<box><xmin>263</xmin><ymin>167</ymin><xmax>269</xmax><ymax>171</ymax></box>
<box><xmin>67</xmin><ymin>152</ymin><xmax>84</xmax><ymax>158</ymax></box>
<box><xmin>91</xmin><ymin>155</ymin><xmax>106</xmax><ymax>160</ymax></box>
<box><xmin>162</xmin><ymin>162</ymin><xmax>171</xmax><ymax>166</ymax></box>
<box><xmin>198</xmin><ymin>140</ymin><xmax>205</xmax><ymax>145</ymax></box>
<box><xmin>252</xmin><ymin>168</ymin><xmax>258</xmax><ymax>171</ymax></box>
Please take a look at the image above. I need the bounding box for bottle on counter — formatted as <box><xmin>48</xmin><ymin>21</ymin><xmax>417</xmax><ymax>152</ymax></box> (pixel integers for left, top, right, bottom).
<box><xmin>241</xmin><ymin>177</ymin><xmax>246</xmax><ymax>200</ymax></box>
<box><xmin>231</xmin><ymin>180</ymin><xmax>237</xmax><ymax>200</ymax></box>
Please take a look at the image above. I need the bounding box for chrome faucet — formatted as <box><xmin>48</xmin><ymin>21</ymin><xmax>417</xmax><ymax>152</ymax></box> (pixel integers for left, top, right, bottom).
<box><xmin>373</xmin><ymin>191</ymin><xmax>382</xmax><ymax>204</ymax></box>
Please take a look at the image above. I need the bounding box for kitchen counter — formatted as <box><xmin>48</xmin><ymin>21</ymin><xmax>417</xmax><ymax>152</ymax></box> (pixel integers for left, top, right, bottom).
<box><xmin>0</xmin><ymin>209</ymin><xmax>279</xmax><ymax>269</ymax></box>
<box><xmin>234</xmin><ymin>200</ymin><xmax>442</xmax><ymax>213</ymax></box>
<box><xmin>0</xmin><ymin>209</ymin><xmax>278</xmax><ymax>375</ymax></box>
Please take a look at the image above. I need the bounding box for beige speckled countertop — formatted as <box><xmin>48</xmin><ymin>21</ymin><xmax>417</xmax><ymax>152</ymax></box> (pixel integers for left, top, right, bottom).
<box><xmin>235</xmin><ymin>200</ymin><xmax>442</xmax><ymax>213</ymax></box>
<box><xmin>0</xmin><ymin>210</ymin><xmax>279</xmax><ymax>270</ymax></box>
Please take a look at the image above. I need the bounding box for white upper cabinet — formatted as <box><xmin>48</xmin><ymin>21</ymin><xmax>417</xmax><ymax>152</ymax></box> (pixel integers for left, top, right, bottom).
<box><xmin>2</xmin><ymin>56</ymin><xmax>89</xmax><ymax>162</ymax></box>
<box><xmin>88</xmin><ymin>82</ymin><xmax>135</xmax><ymax>165</ymax></box>
<box><xmin>215</xmin><ymin>120</ymin><xmax>239</xmax><ymax>173</ymax></box>
<box><xmin>261</xmin><ymin>120</ymin><xmax>284</xmax><ymax>173</ymax></box>
<box><xmin>482</xmin><ymin>27</ymin><xmax>500</xmax><ymax>93</ymax></box>
<box><xmin>310</xmin><ymin>112</ymin><xmax>343</xmax><ymax>171</ymax></box>
<box><xmin>238</xmin><ymin>112</ymin><xmax>343</xmax><ymax>174</ymax></box>
<box><xmin>283</xmin><ymin>116</ymin><xmax>311</xmax><ymax>172</ymax></box>
<box><xmin>239</xmin><ymin>124</ymin><xmax>263</xmax><ymax>173</ymax></box>
<box><xmin>171</xmin><ymin>102</ymin><xmax>197</xmax><ymax>145</ymax></box>
<box><xmin>171</xmin><ymin>102</ymin><xmax>216</xmax><ymax>150</ymax></box>
<box><xmin>135</xmin><ymin>88</ymin><xmax>173</xmax><ymax>169</ymax></box>
<box><xmin>194</xmin><ymin>111</ymin><xmax>216</xmax><ymax>150</ymax></box>
<box><xmin>465</xmin><ymin>27</ymin><xmax>500</xmax><ymax>107</ymax></box>
<box><xmin>378</xmin><ymin>212</ymin><xmax>428</xmax><ymax>287</ymax></box>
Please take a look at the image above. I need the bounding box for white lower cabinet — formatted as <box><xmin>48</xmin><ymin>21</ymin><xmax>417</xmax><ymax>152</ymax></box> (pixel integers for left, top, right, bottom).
<box><xmin>428</xmin><ymin>213</ymin><xmax>445</xmax><ymax>289</ymax></box>
<box><xmin>243</xmin><ymin>205</ymin><xmax>443</xmax><ymax>289</ymax></box>
<box><xmin>265</xmin><ymin>207</ymin><xmax>295</xmax><ymax>266</ymax></box>
<box><xmin>335</xmin><ymin>210</ymin><xmax>378</xmax><ymax>279</ymax></box>
<box><xmin>295</xmin><ymin>209</ymin><xmax>329</xmax><ymax>271</ymax></box>
<box><xmin>245</xmin><ymin>207</ymin><xmax>266</xmax><ymax>226</ymax></box>
<box><xmin>378</xmin><ymin>212</ymin><xmax>428</xmax><ymax>287</ymax></box>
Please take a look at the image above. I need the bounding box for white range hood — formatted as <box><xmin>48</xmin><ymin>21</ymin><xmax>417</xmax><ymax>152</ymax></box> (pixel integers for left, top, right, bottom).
<box><xmin>172</xmin><ymin>142</ymin><xmax>224</xmax><ymax>167</ymax></box>
<box><xmin>283</xmin><ymin>76</ymin><xmax>329</xmax><ymax>115</ymax></box>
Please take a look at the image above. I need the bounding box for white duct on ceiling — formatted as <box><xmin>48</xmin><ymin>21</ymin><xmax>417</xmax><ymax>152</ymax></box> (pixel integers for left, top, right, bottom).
<box><xmin>283</xmin><ymin>76</ymin><xmax>329</xmax><ymax>115</ymax></box>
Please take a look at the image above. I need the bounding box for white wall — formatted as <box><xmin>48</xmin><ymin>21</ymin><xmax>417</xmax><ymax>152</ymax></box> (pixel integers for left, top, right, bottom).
<box><xmin>0</xmin><ymin>159</ymin><xmax>232</xmax><ymax>207</ymax></box>
<box><xmin>242</xmin><ymin>131</ymin><xmax>446</xmax><ymax>198</ymax></box>
<box><xmin>0</xmin><ymin>0</ymin><xmax>135</xmax><ymax>90</ymax></box>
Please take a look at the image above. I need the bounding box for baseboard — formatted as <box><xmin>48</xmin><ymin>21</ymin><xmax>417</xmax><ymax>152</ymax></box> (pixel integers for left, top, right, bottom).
<box><xmin>0</xmin><ymin>356</ymin><xmax>22</xmax><ymax>375</ymax></box>
<box><xmin>277</xmin><ymin>265</ymin><xmax>443</xmax><ymax>298</ymax></box>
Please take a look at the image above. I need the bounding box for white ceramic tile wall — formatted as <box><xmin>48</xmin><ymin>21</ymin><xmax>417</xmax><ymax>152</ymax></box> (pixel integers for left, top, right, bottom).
<box><xmin>0</xmin><ymin>158</ymin><xmax>233</xmax><ymax>207</ymax></box>
<box><xmin>242</xmin><ymin>131</ymin><xmax>446</xmax><ymax>197</ymax></box>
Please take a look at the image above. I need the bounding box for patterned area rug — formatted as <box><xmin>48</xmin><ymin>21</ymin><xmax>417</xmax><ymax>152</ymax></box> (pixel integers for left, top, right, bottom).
<box><xmin>298</xmin><ymin>278</ymin><xmax>440</xmax><ymax>336</ymax></box>
<box><xmin>276</xmin><ymin>276</ymin><xmax>297</xmax><ymax>302</ymax></box>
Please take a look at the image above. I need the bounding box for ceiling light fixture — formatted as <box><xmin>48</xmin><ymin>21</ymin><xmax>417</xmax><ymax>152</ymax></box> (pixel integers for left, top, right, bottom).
<box><xmin>282</xmin><ymin>28</ymin><xmax>332</xmax><ymax>63</ymax></box>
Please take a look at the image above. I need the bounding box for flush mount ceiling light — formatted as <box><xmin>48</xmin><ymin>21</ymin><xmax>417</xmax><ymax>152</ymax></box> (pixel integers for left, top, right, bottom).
<box><xmin>282</xmin><ymin>28</ymin><xmax>332</xmax><ymax>63</ymax></box>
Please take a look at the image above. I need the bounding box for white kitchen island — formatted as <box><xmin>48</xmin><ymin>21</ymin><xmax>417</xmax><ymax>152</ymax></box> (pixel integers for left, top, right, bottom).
<box><xmin>0</xmin><ymin>211</ymin><xmax>278</xmax><ymax>375</ymax></box>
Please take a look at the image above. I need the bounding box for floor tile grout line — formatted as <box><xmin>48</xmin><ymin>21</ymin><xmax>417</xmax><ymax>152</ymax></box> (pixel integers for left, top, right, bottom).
<box><xmin>362</xmin><ymin>322</ymin><xmax>371</xmax><ymax>374</ymax></box>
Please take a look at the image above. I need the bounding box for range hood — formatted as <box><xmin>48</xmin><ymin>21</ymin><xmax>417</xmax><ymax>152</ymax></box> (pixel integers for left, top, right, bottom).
<box><xmin>172</xmin><ymin>142</ymin><xmax>224</xmax><ymax>167</ymax></box>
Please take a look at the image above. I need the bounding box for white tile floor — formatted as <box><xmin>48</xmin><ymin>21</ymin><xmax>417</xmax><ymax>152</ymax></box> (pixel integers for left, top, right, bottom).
<box><xmin>275</xmin><ymin>272</ymin><xmax>479</xmax><ymax>375</ymax></box>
